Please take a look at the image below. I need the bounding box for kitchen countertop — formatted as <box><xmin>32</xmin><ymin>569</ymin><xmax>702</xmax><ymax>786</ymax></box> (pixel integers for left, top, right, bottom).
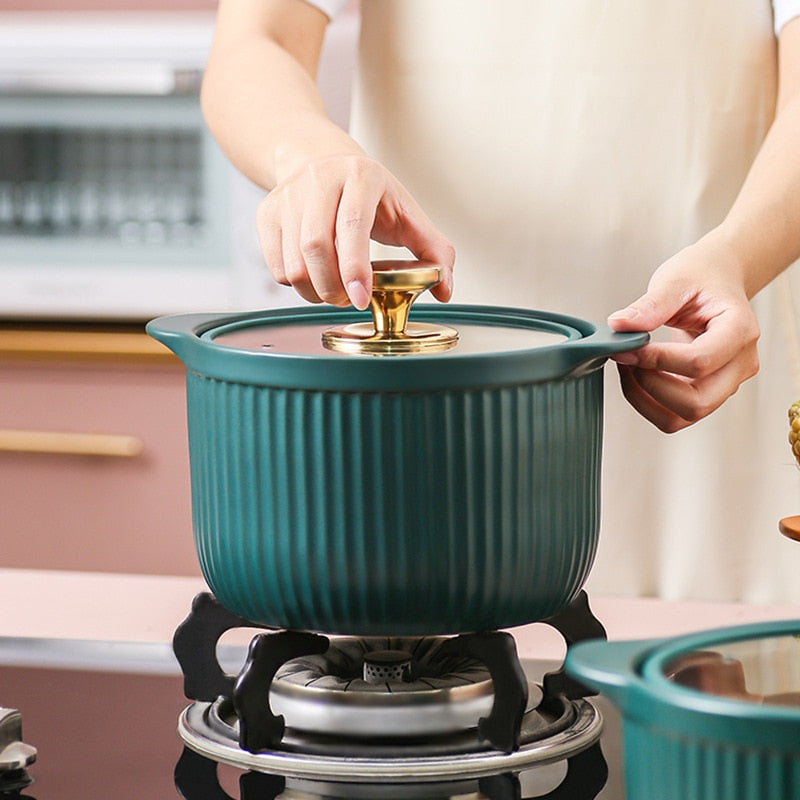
<box><xmin>3</xmin><ymin>567</ymin><xmax>799</xmax><ymax>673</ymax></box>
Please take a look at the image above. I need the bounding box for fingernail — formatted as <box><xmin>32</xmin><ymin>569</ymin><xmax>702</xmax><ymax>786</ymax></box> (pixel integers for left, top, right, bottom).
<box><xmin>347</xmin><ymin>280</ymin><xmax>370</xmax><ymax>310</ymax></box>
<box><xmin>444</xmin><ymin>269</ymin><xmax>454</xmax><ymax>297</ymax></box>
<box><xmin>608</xmin><ymin>307</ymin><xmax>638</xmax><ymax>322</ymax></box>
<box><xmin>613</xmin><ymin>352</ymin><xmax>638</xmax><ymax>365</ymax></box>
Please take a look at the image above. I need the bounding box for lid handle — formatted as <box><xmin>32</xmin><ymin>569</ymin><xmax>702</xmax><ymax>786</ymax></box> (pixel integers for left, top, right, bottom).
<box><xmin>369</xmin><ymin>262</ymin><xmax>442</xmax><ymax>337</ymax></box>
<box><xmin>322</xmin><ymin>260</ymin><xmax>458</xmax><ymax>354</ymax></box>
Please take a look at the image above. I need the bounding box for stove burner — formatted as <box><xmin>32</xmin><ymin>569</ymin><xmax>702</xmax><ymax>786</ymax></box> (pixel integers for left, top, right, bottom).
<box><xmin>173</xmin><ymin>597</ymin><xmax>544</xmax><ymax>754</ymax></box>
<box><xmin>362</xmin><ymin>649</ymin><xmax>413</xmax><ymax>683</ymax></box>
<box><xmin>172</xmin><ymin>589</ymin><xmax>609</xmax><ymax>785</ymax></box>
<box><xmin>271</xmin><ymin>636</ymin><xmax>494</xmax><ymax>738</ymax></box>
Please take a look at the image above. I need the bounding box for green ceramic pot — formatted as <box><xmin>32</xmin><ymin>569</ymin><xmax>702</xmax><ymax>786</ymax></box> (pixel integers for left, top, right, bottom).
<box><xmin>147</xmin><ymin>303</ymin><xmax>646</xmax><ymax>635</ymax></box>
<box><xmin>566</xmin><ymin>620</ymin><xmax>800</xmax><ymax>800</ymax></box>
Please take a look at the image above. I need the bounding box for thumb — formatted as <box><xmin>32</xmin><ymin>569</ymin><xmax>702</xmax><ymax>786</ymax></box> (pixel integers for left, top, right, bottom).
<box><xmin>607</xmin><ymin>285</ymin><xmax>680</xmax><ymax>333</ymax></box>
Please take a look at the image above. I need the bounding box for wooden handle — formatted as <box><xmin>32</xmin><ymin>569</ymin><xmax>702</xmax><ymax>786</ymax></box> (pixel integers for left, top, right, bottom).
<box><xmin>0</xmin><ymin>429</ymin><xmax>143</xmax><ymax>458</ymax></box>
<box><xmin>779</xmin><ymin>515</ymin><xmax>800</xmax><ymax>542</ymax></box>
<box><xmin>0</xmin><ymin>328</ymin><xmax>176</xmax><ymax>364</ymax></box>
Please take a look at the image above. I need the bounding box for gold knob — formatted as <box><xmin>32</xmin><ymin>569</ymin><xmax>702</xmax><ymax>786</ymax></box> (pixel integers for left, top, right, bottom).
<box><xmin>322</xmin><ymin>261</ymin><xmax>458</xmax><ymax>354</ymax></box>
<box><xmin>368</xmin><ymin>262</ymin><xmax>442</xmax><ymax>337</ymax></box>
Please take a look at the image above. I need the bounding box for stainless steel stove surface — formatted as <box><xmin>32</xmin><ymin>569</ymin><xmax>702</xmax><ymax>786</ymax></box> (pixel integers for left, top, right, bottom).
<box><xmin>0</xmin><ymin>640</ymin><xmax>624</xmax><ymax>800</ymax></box>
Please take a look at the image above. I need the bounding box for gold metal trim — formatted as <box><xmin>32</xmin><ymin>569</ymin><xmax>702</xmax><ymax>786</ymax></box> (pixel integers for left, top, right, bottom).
<box><xmin>322</xmin><ymin>261</ymin><xmax>458</xmax><ymax>355</ymax></box>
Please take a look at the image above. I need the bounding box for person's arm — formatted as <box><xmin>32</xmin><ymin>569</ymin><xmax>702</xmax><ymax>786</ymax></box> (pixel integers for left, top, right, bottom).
<box><xmin>201</xmin><ymin>0</ymin><xmax>454</xmax><ymax>309</ymax></box>
<box><xmin>718</xmin><ymin>15</ymin><xmax>800</xmax><ymax>297</ymax></box>
<box><xmin>607</xmin><ymin>17</ymin><xmax>800</xmax><ymax>432</ymax></box>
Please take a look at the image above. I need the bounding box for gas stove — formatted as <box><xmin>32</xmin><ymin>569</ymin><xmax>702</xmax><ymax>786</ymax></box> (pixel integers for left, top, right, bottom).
<box><xmin>4</xmin><ymin>568</ymin><xmax>798</xmax><ymax>800</ymax></box>
<box><xmin>0</xmin><ymin>665</ymin><xmax>622</xmax><ymax>800</ymax></box>
<box><xmin>0</xmin><ymin>590</ymin><xmax>625</xmax><ymax>799</ymax></box>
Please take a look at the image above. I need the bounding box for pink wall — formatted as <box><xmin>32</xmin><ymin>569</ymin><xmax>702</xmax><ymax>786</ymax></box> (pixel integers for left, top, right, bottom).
<box><xmin>0</xmin><ymin>1</ymin><xmax>216</xmax><ymax>8</ymax></box>
<box><xmin>0</xmin><ymin>0</ymin><xmax>358</xmax><ymax>9</ymax></box>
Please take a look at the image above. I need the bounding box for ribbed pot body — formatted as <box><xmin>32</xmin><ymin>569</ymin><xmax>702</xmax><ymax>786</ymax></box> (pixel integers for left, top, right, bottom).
<box><xmin>565</xmin><ymin>622</ymin><xmax>800</xmax><ymax>800</ymax></box>
<box><xmin>622</xmin><ymin>720</ymin><xmax>800</xmax><ymax>800</ymax></box>
<box><xmin>185</xmin><ymin>367</ymin><xmax>604</xmax><ymax>635</ymax></box>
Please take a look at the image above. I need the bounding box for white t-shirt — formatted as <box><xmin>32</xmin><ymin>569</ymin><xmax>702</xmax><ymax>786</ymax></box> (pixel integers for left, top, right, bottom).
<box><xmin>305</xmin><ymin>0</ymin><xmax>349</xmax><ymax>20</ymax></box>
<box><xmin>312</xmin><ymin>0</ymin><xmax>800</xmax><ymax>33</ymax></box>
<box><xmin>774</xmin><ymin>0</ymin><xmax>800</xmax><ymax>30</ymax></box>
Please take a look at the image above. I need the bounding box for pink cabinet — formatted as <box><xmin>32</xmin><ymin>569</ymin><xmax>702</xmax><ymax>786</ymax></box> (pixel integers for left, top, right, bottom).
<box><xmin>0</xmin><ymin>328</ymin><xmax>201</xmax><ymax>576</ymax></box>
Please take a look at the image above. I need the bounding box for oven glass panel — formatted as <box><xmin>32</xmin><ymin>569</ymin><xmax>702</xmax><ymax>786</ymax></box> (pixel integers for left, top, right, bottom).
<box><xmin>0</xmin><ymin>93</ymin><xmax>230</xmax><ymax>271</ymax></box>
<box><xmin>0</xmin><ymin>126</ymin><xmax>205</xmax><ymax>246</ymax></box>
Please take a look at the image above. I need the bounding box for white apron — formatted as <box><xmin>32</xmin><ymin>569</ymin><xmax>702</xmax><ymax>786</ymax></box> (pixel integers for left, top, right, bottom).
<box><xmin>349</xmin><ymin>0</ymin><xmax>800</xmax><ymax>605</ymax></box>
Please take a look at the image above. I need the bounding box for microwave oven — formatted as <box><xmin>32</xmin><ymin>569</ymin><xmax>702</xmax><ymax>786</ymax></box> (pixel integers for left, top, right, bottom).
<box><xmin>0</xmin><ymin>11</ymin><xmax>358</xmax><ymax>321</ymax></box>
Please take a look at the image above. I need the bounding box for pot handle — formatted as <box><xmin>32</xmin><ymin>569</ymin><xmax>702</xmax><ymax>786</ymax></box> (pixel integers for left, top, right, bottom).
<box><xmin>551</xmin><ymin>324</ymin><xmax>648</xmax><ymax>378</ymax></box>
<box><xmin>574</xmin><ymin>324</ymin><xmax>649</xmax><ymax>361</ymax></box>
<box><xmin>146</xmin><ymin>312</ymin><xmax>233</xmax><ymax>362</ymax></box>
<box><xmin>564</xmin><ymin>637</ymin><xmax>660</xmax><ymax>711</ymax></box>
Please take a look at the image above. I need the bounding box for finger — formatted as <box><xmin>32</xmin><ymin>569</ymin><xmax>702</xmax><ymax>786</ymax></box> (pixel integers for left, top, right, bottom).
<box><xmin>256</xmin><ymin>197</ymin><xmax>288</xmax><ymax>285</ymax></box>
<box><xmin>616</xmin><ymin>365</ymin><xmax>690</xmax><ymax>433</ymax></box>
<box><xmin>299</xmin><ymin>183</ymin><xmax>348</xmax><ymax>306</ymax></box>
<box><xmin>615</xmin><ymin>318</ymin><xmax>759</xmax><ymax>380</ymax></box>
<box><xmin>281</xmin><ymin>197</ymin><xmax>325</xmax><ymax>305</ymax></box>
<box><xmin>334</xmin><ymin>178</ymin><xmax>384</xmax><ymax>309</ymax></box>
<box><xmin>608</xmin><ymin>289</ymin><xmax>677</xmax><ymax>333</ymax></box>
<box><xmin>375</xmin><ymin>187</ymin><xmax>455</xmax><ymax>302</ymax></box>
<box><xmin>422</xmin><ymin>237</ymin><xmax>455</xmax><ymax>302</ymax></box>
<box><xmin>397</xmin><ymin>216</ymin><xmax>455</xmax><ymax>302</ymax></box>
<box><xmin>625</xmin><ymin>355</ymin><xmax>751</xmax><ymax>426</ymax></box>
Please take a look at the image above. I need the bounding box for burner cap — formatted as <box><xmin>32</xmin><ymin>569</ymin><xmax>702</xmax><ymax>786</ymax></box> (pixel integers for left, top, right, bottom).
<box><xmin>362</xmin><ymin>650</ymin><xmax>413</xmax><ymax>683</ymax></box>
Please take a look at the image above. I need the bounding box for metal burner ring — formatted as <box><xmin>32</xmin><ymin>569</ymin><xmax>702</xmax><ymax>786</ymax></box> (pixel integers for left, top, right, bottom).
<box><xmin>177</xmin><ymin>697</ymin><xmax>602</xmax><ymax>782</ymax></box>
<box><xmin>270</xmin><ymin>637</ymin><xmax>496</xmax><ymax>737</ymax></box>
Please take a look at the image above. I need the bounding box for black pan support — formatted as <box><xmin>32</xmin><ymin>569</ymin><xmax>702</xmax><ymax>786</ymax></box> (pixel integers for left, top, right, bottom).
<box><xmin>233</xmin><ymin>630</ymin><xmax>329</xmax><ymax>750</ymax></box>
<box><xmin>172</xmin><ymin>591</ymin><xmax>608</xmax><ymax>755</ymax></box>
<box><xmin>541</xmin><ymin>590</ymin><xmax>608</xmax><ymax>699</ymax></box>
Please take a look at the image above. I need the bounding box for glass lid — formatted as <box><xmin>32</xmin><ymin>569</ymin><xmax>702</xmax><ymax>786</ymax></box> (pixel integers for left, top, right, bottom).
<box><xmin>206</xmin><ymin>262</ymin><xmax>575</xmax><ymax>357</ymax></box>
<box><xmin>660</xmin><ymin>633</ymin><xmax>800</xmax><ymax>707</ymax></box>
<box><xmin>207</xmin><ymin>316</ymin><xmax>571</xmax><ymax>358</ymax></box>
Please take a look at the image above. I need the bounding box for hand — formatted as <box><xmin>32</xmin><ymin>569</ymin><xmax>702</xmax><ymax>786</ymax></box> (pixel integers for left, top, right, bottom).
<box><xmin>607</xmin><ymin>239</ymin><xmax>760</xmax><ymax>433</ymax></box>
<box><xmin>255</xmin><ymin>153</ymin><xmax>455</xmax><ymax>309</ymax></box>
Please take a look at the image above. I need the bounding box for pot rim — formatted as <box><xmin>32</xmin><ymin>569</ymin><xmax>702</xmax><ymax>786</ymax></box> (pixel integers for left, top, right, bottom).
<box><xmin>639</xmin><ymin>618</ymin><xmax>800</xmax><ymax>720</ymax></box>
<box><xmin>566</xmin><ymin>620</ymin><xmax>800</xmax><ymax>749</ymax></box>
<box><xmin>146</xmin><ymin>304</ymin><xmax>649</xmax><ymax>391</ymax></box>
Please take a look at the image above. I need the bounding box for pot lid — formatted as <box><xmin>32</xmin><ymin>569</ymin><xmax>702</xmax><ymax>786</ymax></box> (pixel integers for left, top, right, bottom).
<box><xmin>565</xmin><ymin>619</ymin><xmax>800</xmax><ymax>751</ymax></box>
<box><xmin>643</xmin><ymin>622</ymin><xmax>800</xmax><ymax>710</ymax></box>
<box><xmin>208</xmin><ymin>262</ymin><xmax>572</xmax><ymax>357</ymax></box>
<box><xmin>206</xmin><ymin>309</ymin><xmax>571</xmax><ymax>358</ymax></box>
<box><xmin>146</xmin><ymin>261</ymin><xmax>649</xmax><ymax>391</ymax></box>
